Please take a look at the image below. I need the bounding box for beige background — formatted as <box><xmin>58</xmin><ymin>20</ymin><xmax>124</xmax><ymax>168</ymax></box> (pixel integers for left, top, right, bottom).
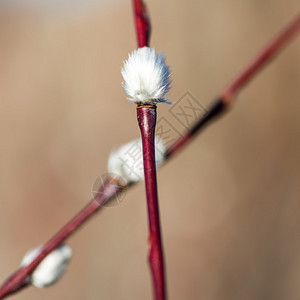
<box><xmin>0</xmin><ymin>0</ymin><xmax>299</xmax><ymax>299</ymax></box>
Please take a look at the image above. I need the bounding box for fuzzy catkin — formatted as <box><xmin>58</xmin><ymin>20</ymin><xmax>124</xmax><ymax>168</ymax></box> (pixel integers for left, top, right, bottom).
<box><xmin>121</xmin><ymin>47</ymin><xmax>171</xmax><ymax>105</ymax></box>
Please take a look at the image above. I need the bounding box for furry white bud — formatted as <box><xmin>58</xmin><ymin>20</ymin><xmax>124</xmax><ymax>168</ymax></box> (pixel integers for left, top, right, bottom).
<box><xmin>21</xmin><ymin>244</ymin><xmax>73</xmax><ymax>288</ymax></box>
<box><xmin>121</xmin><ymin>47</ymin><xmax>171</xmax><ymax>105</ymax></box>
<box><xmin>108</xmin><ymin>136</ymin><xmax>166</xmax><ymax>184</ymax></box>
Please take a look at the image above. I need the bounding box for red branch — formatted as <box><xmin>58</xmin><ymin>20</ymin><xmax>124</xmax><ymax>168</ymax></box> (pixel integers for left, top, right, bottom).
<box><xmin>133</xmin><ymin>0</ymin><xmax>151</xmax><ymax>47</ymax></box>
<box><xmin>221</xmin><ymin>14</ymin><xmax>300</xmax><ymax>102</ymax></box>
<box><xmin>0</xmin><ymin>179</ymin><xmax>123</xmax><ymax>299</ymax></box>
<box><xmin>137</xmin><ymin>105</ymin><xmax>166</xmax><ymax>300</ymax></box>
<box><xmin>166</xmin><ymin>14</ymin><xmax>300</xmax><ymax>158</ymax></box>
<box><xmin>133</xmin><ymin>2</ymin><xmax>166</xmax><ymax>298</ymax></box>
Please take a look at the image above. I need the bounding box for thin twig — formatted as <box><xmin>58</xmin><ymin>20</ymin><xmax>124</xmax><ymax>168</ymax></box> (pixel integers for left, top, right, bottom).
<box><xmin>0</xmin><ymin>179</ymin><xmax>122</xmax><ymax>299</ymax></box>
<box><xmin>165</xmin><ymin>14</ymin><xmax>300</xmax><ymax>158</ymax></box>
<box><xmin>221</xmin><ymin>14</ymin><xmax>300</xmax><ymax>101</ymax></box>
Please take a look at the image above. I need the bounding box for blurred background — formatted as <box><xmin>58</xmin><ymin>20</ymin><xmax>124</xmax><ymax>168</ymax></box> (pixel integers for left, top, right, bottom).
<box><xmin>0</xmin><ymin>0</ymin><xmax>299</xmax><ymax>299</ymax></box>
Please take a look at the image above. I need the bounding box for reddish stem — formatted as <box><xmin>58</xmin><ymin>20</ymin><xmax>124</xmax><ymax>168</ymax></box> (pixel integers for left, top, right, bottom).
<box><xmin>137</xmin><ymin>105</ymin><xmax>166</xmax><ymax>300</ymax></box>
<box><xmin>133</xmin><ymin>2</ymin><xmax>166</xmax><ymax>298</ymax></box>
<box><xmin>0</xmin><ymin>179</ymin><xmax>123</xmax><ymax>299</ymax></box>
<box><xmin>221</xmin><ymin>14</ymin><xmax>300</xmax><ymax>102</ymax></box>
<box><xmin>133</xmin><ymin>0</ymin><xmax>151</xmax><ymax>47</ymax></box>
<box><xmin>166</xmin><ymin>14</ymin><xmax>300</xmax><ymax>158</ymax></box>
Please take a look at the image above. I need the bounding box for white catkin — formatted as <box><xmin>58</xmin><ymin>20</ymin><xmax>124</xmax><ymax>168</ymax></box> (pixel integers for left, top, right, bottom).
<box><xmin>107</xmin><ymin>136</ymin><xmax>166</xmax><ymax>184</ymax></box>
<box><xmin>121</xmin><ymin>47</ymin><xmax>171</xmax><ymax>105</ymax></box>
<box><xmin>21</xmin><ymin>244</ymin><xmax>73</xmax><ymax>288</ymax></box>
